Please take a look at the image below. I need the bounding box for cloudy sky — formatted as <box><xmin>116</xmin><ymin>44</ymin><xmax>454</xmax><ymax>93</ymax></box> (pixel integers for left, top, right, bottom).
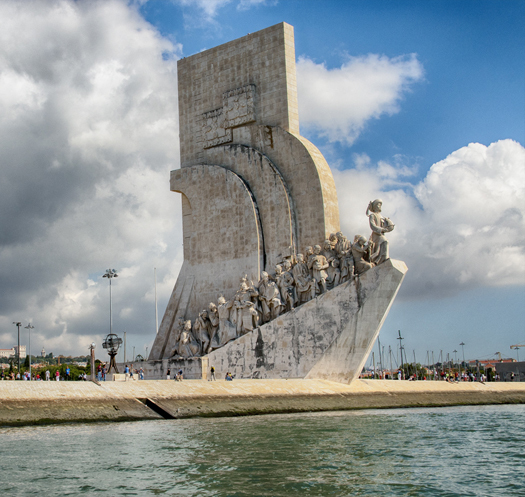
<box><xmin>1</xmin><ymin>0</ymin><xmax>523</xmax><ymax>366</ymax></box>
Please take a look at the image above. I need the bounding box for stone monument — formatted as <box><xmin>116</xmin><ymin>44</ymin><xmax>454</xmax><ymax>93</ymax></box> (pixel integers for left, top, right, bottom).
<box><xmin>147</xmin><ymin>23</ymin><xmax>407</xmax><ymax>384</ymax></box>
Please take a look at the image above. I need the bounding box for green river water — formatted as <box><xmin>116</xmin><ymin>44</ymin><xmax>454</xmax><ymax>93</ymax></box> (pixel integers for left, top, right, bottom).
<box><xmin>1</xmin><ymin>404</ymin><xmax>524</xmax><ymax>496</ymax></box>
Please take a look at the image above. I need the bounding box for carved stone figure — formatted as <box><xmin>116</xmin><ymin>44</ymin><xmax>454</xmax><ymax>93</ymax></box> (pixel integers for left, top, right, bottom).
<box><xmin>305</xmin><ymin>246</ymin><xmax>315</xmax><ymax>278</ymax></box>
<box><xmin>194</xmin><ymin>310</ymin><xmax>211</xmax><ymax>354</ymax></box>
<box><xmin>234</xmin><ymin>298</ymin><xmax>259</xmax><ymax>335</ymax></box>
<box><xmin>335</xmin><ymin>232</ymin><xmax>353</xmax><ymax>283</ymax></box>
<box><xmin>322</xmin><ymin>240</ymin><xmax>340</xmax><ymax>290</ymax></box>
<box><xmin>232</xmin><ymin>280</ymin><xmax>259</xmax><ymax>334</ymax></box>
<box><xmin>258</xmin><ymin>271</ymin><xmax>282</xmax><ymax>323</ymax></box>
<box><xmin>329</xmin><ymin>232</ymin><xmax>338</xmax><ymax>250</ymax></box>
<box><xmin>275</xmin><ymin>264</ymin><xmax>295</xmax><ymax>312</ymax></box>
<box><xmin>309</xmin><ymin>245</ymin><xmax>329</xmax><ymax>294</ymax></box>
<box><xmin>178</xmin><ymin>320</ymin><xmax>201</xmax><ymax>358</ymax></box>
<box><xmin>208</xmin><ymin>302</ymin><xmax>220</xmax><ymax>349</ymax></box>
<box><xmin>367</xmin><ymin>199</ymin><xmax>394</xmax><ymax>265</ymax></box>
<box><xmin>326</xmin><ymin>258</ymin><xmax>341</xmax><ymax>290</ymax></box>
<box><xmin>217</xmin><ymin>296</ymin><xmax>237</xmax><ymax>345</ymax></box>
<box><xmin>335</xmin><ymin>231</ymin><xmax>351</xmax><ymax>259</ymax></box>
<box><xmin>292</xmin><ymin>253</ymin><xmax>316</xmax><ymax>303</ymax></box>
<box><xmin>352</xmin><ymin>235</ymin><xmax>375</xmax><ymax>275</ymax></box>
<box><xmin>321</xmin><ymin>239</ymin><xmax>336</xmax><ymax>262</ymax></box>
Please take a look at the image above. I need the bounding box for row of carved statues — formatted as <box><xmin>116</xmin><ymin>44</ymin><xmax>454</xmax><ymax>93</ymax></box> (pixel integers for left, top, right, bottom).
<box><xmin>171</xmin><ymin>199</ymin><xmax>394</xmax><ymax>359</ymax></box>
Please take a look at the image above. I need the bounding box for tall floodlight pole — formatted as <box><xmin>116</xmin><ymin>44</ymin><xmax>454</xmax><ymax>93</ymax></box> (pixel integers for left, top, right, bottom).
<box><xmin>25</xmin><ymin>324</ymin><xmax>34</xmax><ymax>380</ymax></box>
<box><xmin>514</xmin><ymin>346</ymin><xmax>520</xmax><ymax>362</ymax></box>
<box><xmin>154</xmin><ymin>268</ymin><xmax>159</xmax><ymax>334</ymax></box>
<box><xmin>460</xmin><ymin>342</ymin><xmax>466</xmax><ymax>376</ymax></box>
<box><xmin>102</xmin><ymin>269</ymin><xmax>118</xmax><ymax>336</ymax></box>
<box><xmin>13</xmin><ymin>322</ymin><xmax>21</xmax><ymax>374</ymax></box>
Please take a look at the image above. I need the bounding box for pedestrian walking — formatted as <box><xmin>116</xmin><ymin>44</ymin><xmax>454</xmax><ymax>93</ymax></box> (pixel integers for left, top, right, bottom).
<box><xmin>166</xmin><ymin>368</ymin><xmax>171</xmax><ymax>380</ymax></box>
<box><xmin>209</xmin><ymin>366</ymin><xmax>216</xmax><ymax>381</ymax></box>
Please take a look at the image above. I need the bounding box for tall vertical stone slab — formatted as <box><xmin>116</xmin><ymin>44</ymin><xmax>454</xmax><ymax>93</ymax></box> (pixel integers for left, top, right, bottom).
<box><xmin>151</xmin><ymin>23</ymin><xmax>341</xmax><ymax>359</ymax></box>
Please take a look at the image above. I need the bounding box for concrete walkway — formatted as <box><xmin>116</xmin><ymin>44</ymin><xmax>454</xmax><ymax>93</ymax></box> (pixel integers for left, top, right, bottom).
<box><xmin>1</xmin><ymin>379</ymin><xmax>524</xmax><ymax>427</ymax></box>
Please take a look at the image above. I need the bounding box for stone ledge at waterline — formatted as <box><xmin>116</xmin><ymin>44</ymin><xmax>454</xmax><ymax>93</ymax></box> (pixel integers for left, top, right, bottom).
<box><xmin>1</xmin><ymin>380</ymin><xmax>525</xmax><ymax>427</ymax></box>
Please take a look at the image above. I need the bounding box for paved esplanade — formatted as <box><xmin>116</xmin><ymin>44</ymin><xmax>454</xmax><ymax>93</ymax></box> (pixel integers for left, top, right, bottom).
<box><xmin>2</xmin><ymin>380</ymin><xmax>524</xmax><ymax>427</ymax></box>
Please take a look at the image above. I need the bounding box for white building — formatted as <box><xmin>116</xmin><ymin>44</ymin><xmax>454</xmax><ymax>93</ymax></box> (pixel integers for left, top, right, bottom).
<box><xmin>0</xmin><ymin>345</ymin><xmax>26</xmax><ymax>359</ymax></box>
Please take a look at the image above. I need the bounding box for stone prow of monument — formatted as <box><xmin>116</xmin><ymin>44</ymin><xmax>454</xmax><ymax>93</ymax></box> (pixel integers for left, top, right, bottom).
<box><xmin>148</xmin><ymin>22</ymin><xmax>407</xmax><ymax>384</ymax></box>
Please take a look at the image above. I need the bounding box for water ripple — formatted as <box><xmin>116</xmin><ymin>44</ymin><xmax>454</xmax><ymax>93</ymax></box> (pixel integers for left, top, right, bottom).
<box><xmin>1</xmin><ymin>405</ymin><xmax>524</xmax><ymax>496</ymax></box>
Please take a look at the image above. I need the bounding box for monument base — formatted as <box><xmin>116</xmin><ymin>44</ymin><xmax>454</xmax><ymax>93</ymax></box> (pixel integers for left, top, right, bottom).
<box><xmin>118</xmin><ymin>357</ymin><xmax>208</xmax><ymax>381</ymax></box>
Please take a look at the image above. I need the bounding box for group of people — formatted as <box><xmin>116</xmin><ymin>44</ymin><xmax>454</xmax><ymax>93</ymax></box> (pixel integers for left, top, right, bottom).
<box><xmin>170</xmin><ymin>200</ymin><xmax>395</xmax><ymax>360</ymax></box>
<box><xmin>166</xmin><ymin>368</ymin><xmax>183</xmax><ymax>381</ymax></box>
<box><xmin>120</xmin><ymin>364</ymin><xmax>145</xmax><ymax>381</ymax></box>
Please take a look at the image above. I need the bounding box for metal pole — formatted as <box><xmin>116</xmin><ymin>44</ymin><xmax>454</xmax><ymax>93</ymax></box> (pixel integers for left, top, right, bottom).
<box><xmin>124</xmin><ymin>331</ymin><xmax>127</xmax><ymax>364</ymax></box>
<box><xmin>372</xmin><ymin>351</ymin><xmax>376</xmax><ymax>379</ymax></box>
<box><xmin>377</xmin><ymin>336</ymin><xmax>382</xmax><ymax>377</ymax></box>
<box><xmin>90</xmin><ymin>343</ymin><xmax>96</xmax><ymax>381</ymax></box>
<box><xmin>431</xmin><ymin>351</ymin><xmax>435</xmax><ymax>380</ymax></box>
<box><xmin>413</xmin><ymin>350</ymin><xmax>417</xmax><ymax>380</ymax></box>
<box><xmin>460</xmin><ymin>342</ymin><xmax>465</xmax><ymax>378</ymax></box>
<box><xmin>109</xmin><ymin>277</ymin><xmax>113</xmax><ymax>335</ymax></box>
<box><xmin>154</xmin><ymin>267</ymin><xmax>159</xmax><ymax>334</ymax></box>
<box><xmin>13</xmin><ymin>322</ymin><xmax>21</xmax><ymax>375</ymax></box>
<box><xmin>397</xmin><ymin>330</ymin><xmax>405</xmax><ymax>380</ymax></box>
<box><xmin>381</xmin><ymin>345</ymin><xmax>386</xmax><ymax>380</ymax></box>
<box><xmin>25</xmin><ymin>324</ymin><xmax>34</xmax><ymax>380</ymax></box>
<box><xmin>389</xmin><ymin>345</ymin><xmax>393</xmax><ymax>380</ymax></box>
<box><xmin>133</xmin><ymin>346</ymin><xmax>135</xmax><ymax>362</ymax></box>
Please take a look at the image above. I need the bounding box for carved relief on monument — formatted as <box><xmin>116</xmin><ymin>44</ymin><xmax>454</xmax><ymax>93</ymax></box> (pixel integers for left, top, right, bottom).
<box><xmin>203</xmin><ymin>85</ymin><xmax>256</xmax><ymax>149</ymax></box>
<box><xmin>223</xmin><ymin>84</ymin><xmax>256</xmax><ymax>128</ymax></box>
<box><xmin>202</xmin><ymin>109</ymin><xmax>233</xmax><ymax>149</ymax></box>
<box><xmin>165</xmin><ymin>199</ymin><xmax>397</xmax><ymax>360</ymax></box>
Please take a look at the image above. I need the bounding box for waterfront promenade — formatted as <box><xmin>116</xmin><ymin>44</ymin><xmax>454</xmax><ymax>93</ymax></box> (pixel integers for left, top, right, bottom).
<box><xmin>1</xmin><ymin>379</ymin><xmax>525</xmax><ymax>427</ymax></box>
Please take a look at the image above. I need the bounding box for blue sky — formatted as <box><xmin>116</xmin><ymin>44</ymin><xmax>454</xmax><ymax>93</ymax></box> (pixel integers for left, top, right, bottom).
<box><xmin>0</xmin><ymin>0</ymin><xmax>523</xmax><ymax>366</ymax></box>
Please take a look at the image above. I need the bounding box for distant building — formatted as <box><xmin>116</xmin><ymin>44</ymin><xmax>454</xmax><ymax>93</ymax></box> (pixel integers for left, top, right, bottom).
<box><xmin>495</xmin><ymin>361</ymin><xmax>525</xmax><ymax>382</ymax></box>
<box><xmin>0</xmin><ymin>345</ymin><xmax>26</xmax><ymax>359</ymax></box>
<box><xmin>41</xmin><ymin>347</ymin><xmax>45</xmax><ymax>357</ymax></box>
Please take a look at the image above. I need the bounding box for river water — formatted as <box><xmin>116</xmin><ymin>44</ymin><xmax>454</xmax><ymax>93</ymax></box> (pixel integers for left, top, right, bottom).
<box><xmin>1</xmin><ymin>405</ymin><xmax>524</xmax><ymax>496</ymax></box>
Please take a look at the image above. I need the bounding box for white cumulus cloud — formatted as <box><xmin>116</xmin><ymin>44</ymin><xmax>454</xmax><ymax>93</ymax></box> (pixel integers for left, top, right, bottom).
<box><xmin>0</xmin><ymin>0</ymin><xmax>183</xmax><ymax>356</ymax></box>
<box><xmin>334</xmin><ymin>139</ymin><xmax>525</xmax><ymax>298</ymax></box>
<box><xmin>297</xmin><ymin>54</ymin><xmax>424</xmax><ymax>145</ymax></box>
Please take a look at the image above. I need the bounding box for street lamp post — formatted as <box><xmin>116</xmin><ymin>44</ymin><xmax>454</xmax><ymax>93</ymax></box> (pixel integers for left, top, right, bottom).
<box><xmin>102</xmin><ymin>269</ymin><xmax>118</xmax><ymax>335</ymax></box>
<box><xmin>25</xmin><ymin>324</ymin><xmax>34</xmax><ymax>380</ymax></box>
<box><xmin>460</xmin><ymin>342</ymin><xmax>466</xmax><ymax>377</ymax></box>
<box><xmin>13</xmin><ymin>322</ymin><xmax>21</xmax><ymax>375</ymax></box>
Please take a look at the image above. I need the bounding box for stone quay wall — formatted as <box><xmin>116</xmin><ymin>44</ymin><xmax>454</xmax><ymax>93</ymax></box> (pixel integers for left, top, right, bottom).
<box><xmin>1</xmin><ymin>379</ymin><xmax>524</xmax><ymax>427</ymax></box>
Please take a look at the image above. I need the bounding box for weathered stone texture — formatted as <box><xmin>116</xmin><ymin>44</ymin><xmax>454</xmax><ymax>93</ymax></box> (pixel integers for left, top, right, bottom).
<box><xmin>206</xmin><ymin>259</ymin><xmax>407</xmax><ymax>383</ymax></box>
<box><xmin>151</xmin><ymin>22</ymin><xmax>341</xmax><ymax>360</ymax></box>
